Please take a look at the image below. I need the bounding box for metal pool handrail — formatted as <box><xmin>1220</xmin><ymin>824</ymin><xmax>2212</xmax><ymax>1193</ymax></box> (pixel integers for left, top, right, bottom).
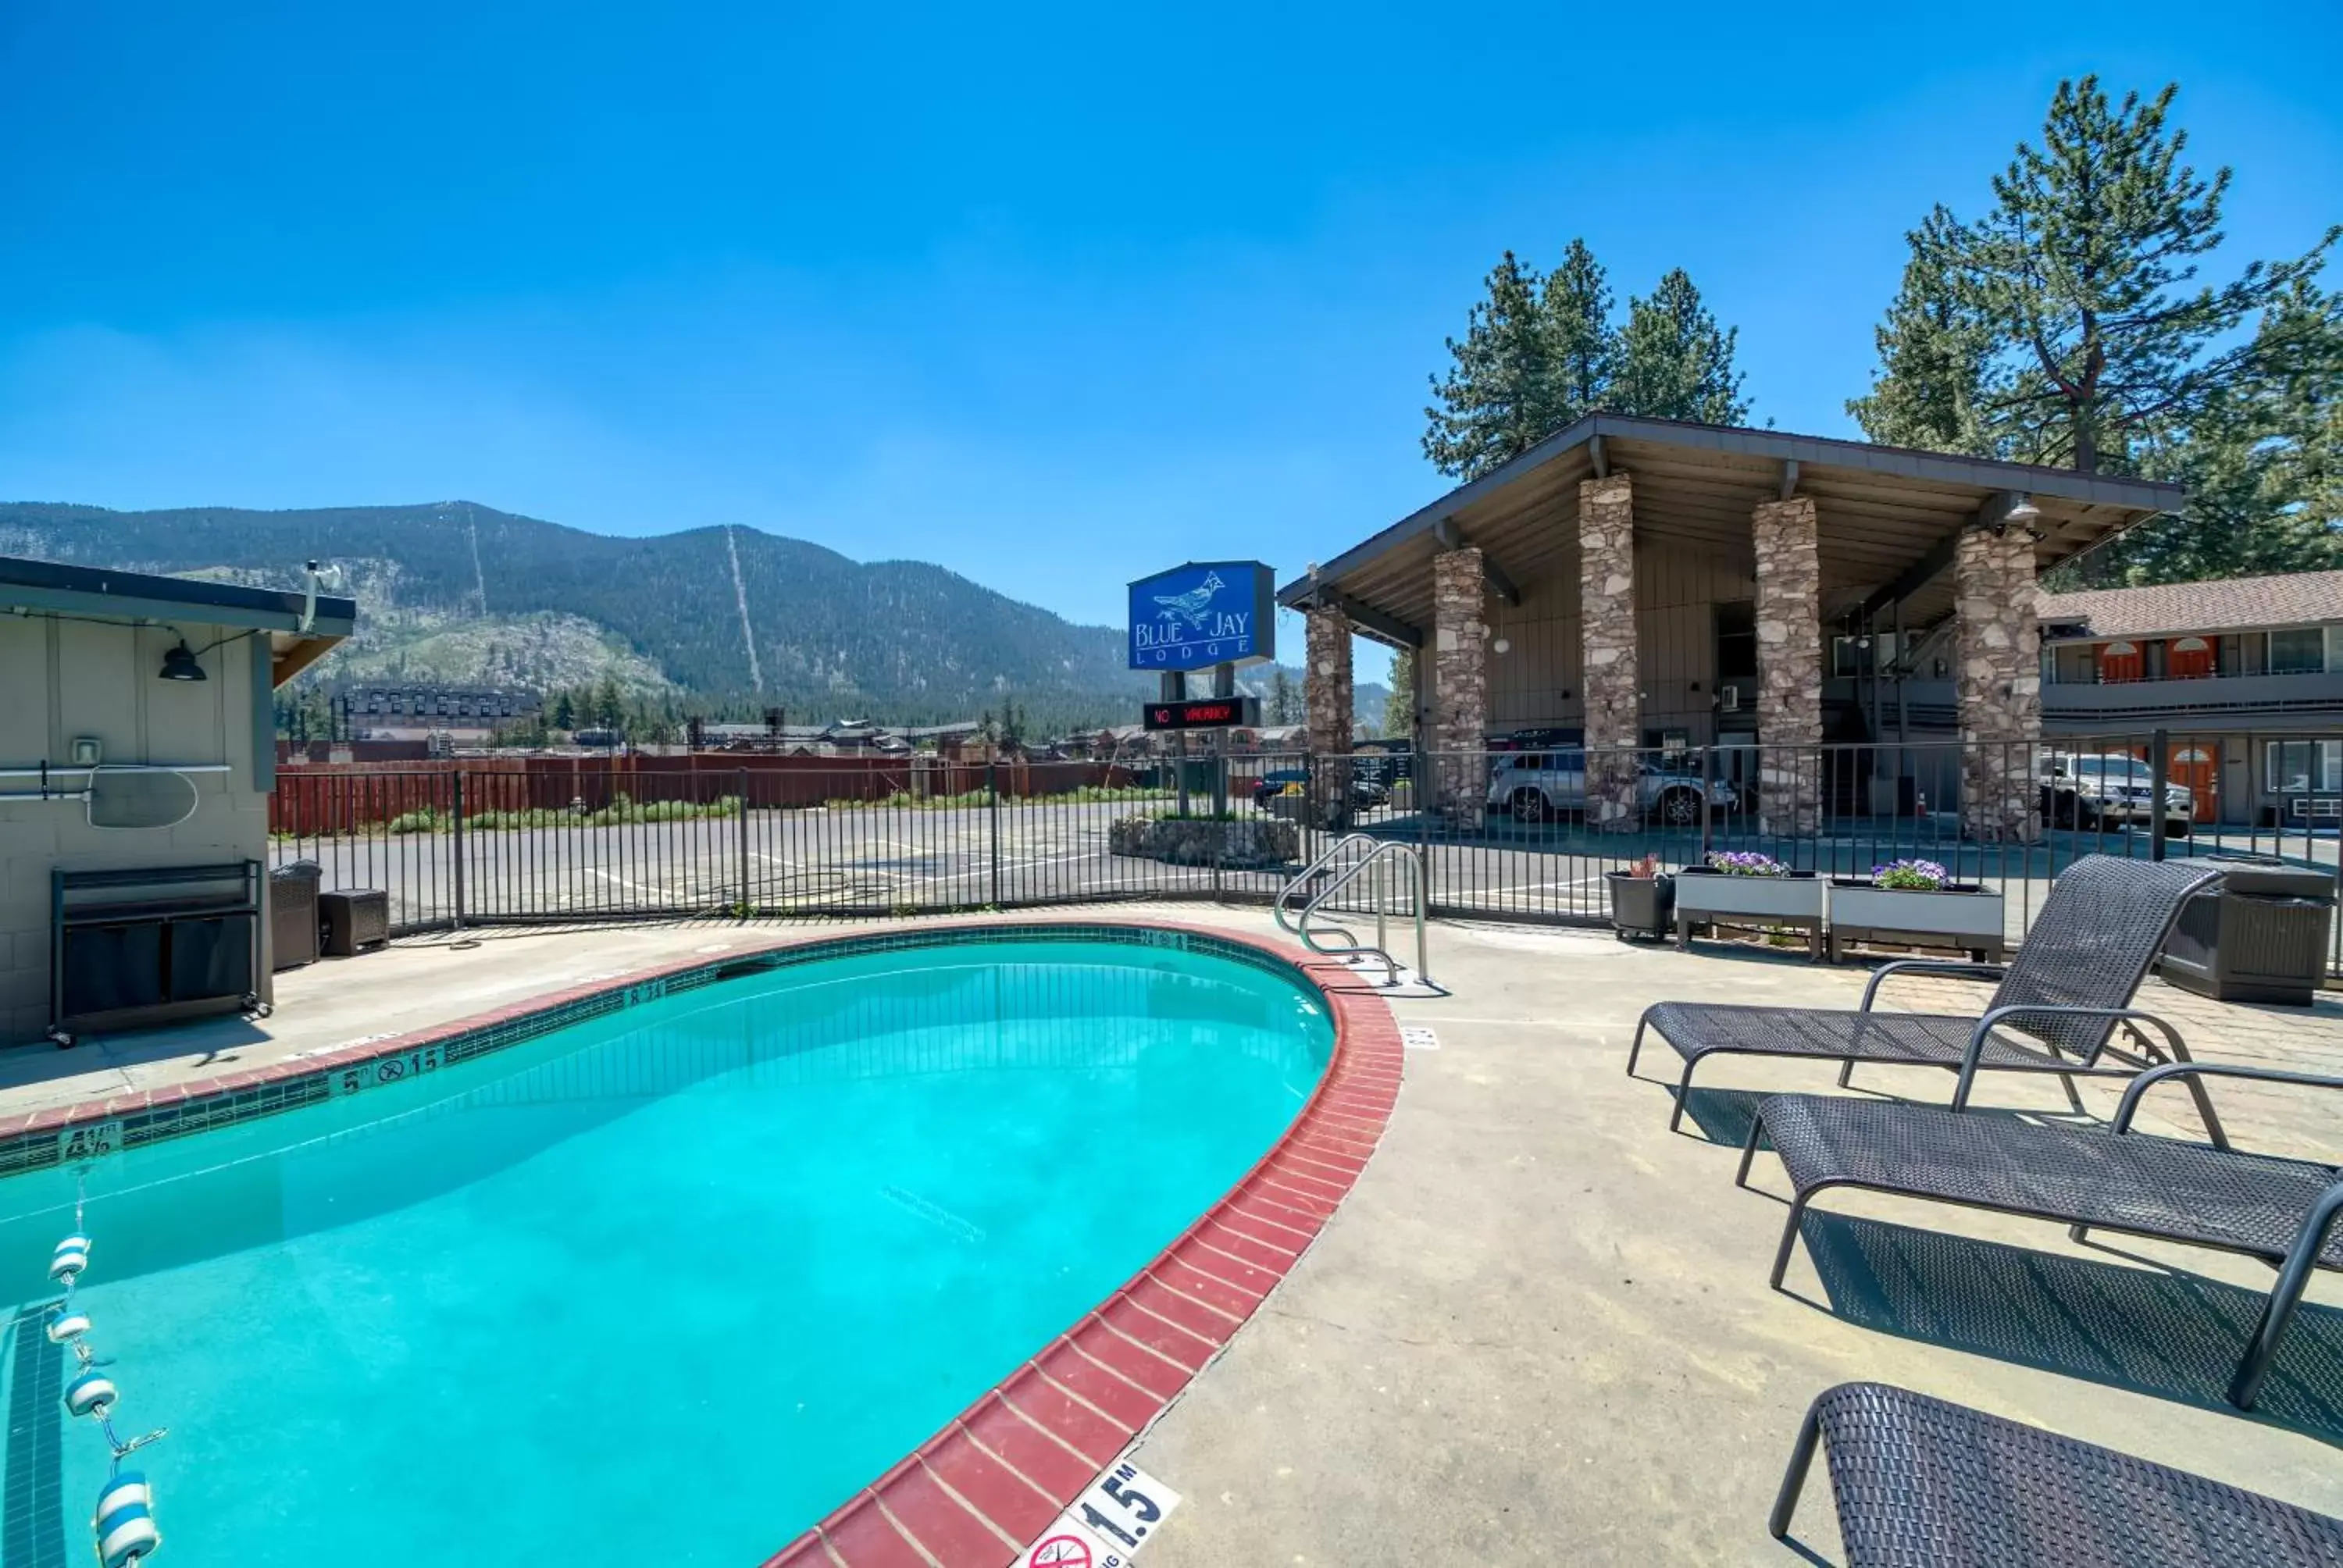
<box><xmin>1272</xmin><ymin>833</ymin><xmax>1381</xmax><ymax>935</ymax></box>
<box><xmin>1291</xmin><ymin>841</ymin><xmax>1428</xmax><ymax>989</ymax></box>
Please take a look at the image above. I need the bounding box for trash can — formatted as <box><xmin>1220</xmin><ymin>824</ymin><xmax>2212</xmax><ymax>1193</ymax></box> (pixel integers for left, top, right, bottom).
<box><xmin>2159</xmin><ymin>855</ymin><xmax>2336</xmax><ymax>1006</ymax></box>
<box><xmin>269</xmin><ymin>861</ymin><xmax>323</xmax><ymax>971</ymax></box>
<box><xmin>319</xmin><ymin>889</ymin><xmax>391</xmax><ymax>957</ymax></box>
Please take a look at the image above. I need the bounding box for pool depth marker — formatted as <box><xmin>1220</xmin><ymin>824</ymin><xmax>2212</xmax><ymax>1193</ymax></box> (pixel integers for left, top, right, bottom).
<box><xmin>1019</xmin><ymin>1459</ymin><xmax>1183</xmax><ymax>1568</ymax></box>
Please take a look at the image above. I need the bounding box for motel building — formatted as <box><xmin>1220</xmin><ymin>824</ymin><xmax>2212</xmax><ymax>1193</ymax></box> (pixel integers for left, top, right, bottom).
<box><xmin>2024</xmin><ymin>571</ymin><xmax>2343</xmax><ymax>829</ymax></box>
<box><xmin>1278</xmin><ymin>413</ymin><xmax>2200</xmax><ymax>839</ymax></box>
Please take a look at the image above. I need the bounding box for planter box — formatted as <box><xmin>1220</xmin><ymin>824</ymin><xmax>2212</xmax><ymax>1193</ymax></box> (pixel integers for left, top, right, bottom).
<box><xmin>1828</xmin><ymin>880</ymin><xmax>2006</xmax><ymax>964</ymax></box>
<box><xmin>1107</xmin><ymin>815</ymin><xmax>1300</xmax><ymax>869</ymax></box>
<box><xmin>1605</xmin><ymin>871</ymin><xmax>1675</xmax><ymax>943</ymax></box>
<box><xmin>1673</xmin><ymin>868</ymin><xmax>1825</xmax><ymax>958</ymax></box>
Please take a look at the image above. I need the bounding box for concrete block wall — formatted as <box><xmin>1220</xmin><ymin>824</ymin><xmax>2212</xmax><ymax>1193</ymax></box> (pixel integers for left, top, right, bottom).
<box><xmin>0</xmin><ymin>615</ymin><xmax>273</xmax><ymax>1045</ymax></box>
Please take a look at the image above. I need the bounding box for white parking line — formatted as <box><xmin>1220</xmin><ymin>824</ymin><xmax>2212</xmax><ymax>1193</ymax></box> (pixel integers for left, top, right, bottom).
<box><xmin>583</xmin><ymin>868</ymin><xmax>668</xmax><ymax>896</ymax></box>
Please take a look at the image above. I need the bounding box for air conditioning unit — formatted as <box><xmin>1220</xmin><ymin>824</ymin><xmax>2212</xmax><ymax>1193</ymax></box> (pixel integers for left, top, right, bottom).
<box><xmin>1719</xmin><ymin>687</ymin><xmax>1741</xmax><ymax>712</ymax></box>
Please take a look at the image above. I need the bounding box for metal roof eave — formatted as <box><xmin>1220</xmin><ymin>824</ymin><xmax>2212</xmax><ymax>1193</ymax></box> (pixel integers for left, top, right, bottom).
<box><xmin>0</xmin><ymin>554</ymin><xmax>358</xmax><ymax>638</ymax></box>
<box><xmin>1277</xmin><ymin>412</ymin><xmax>2185</xmax><ymax>609</ymax></box>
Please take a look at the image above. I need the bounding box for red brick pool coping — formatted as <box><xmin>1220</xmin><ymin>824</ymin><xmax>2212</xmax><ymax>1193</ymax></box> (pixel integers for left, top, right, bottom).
<box><xmin>0</xmin><ymin>916</ymin><xmax>1402</xmax><ymax>1566</ymax></box>
<box><xmin>752</xmin><ymin>925</ymin><xmax>1401</xmax><ymax>1568</ymax></box>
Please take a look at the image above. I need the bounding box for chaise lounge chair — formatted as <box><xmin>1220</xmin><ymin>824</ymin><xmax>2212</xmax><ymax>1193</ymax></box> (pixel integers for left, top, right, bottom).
<box><xmin>1742</xmin><ymin>1061</ymin><xmax>2343</xmax><ymax>1409</ymax></box>
<box><xmin>1771</xmin><ymin>1381</ymin><xmax>2343</xmax><ymax>1565</ymax></box>
<box><xmin>1627</xmin><ymin>854</ymin><xmax>2224</xmax><ymax>1132</ymax></box>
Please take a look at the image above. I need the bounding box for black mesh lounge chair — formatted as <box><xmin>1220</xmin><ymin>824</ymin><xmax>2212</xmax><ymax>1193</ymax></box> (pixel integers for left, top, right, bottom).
<box><xmin>1628</xmin><ymin>854</ymin><xmax>2224</xmax><ymax>1132</ymax></box>
<box><xmin>1743</xmin><ymin>1061</ymin><xmax>2343</xmax><ymax>1409</ymax></box>
<box><xmin>1771</xmin><ymin>1382</ymin><xmax>2343</xmax><ymax>1566</ymax></box>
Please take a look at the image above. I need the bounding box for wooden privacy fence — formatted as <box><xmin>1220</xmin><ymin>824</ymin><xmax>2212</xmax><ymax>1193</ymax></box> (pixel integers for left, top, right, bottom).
<box><xmin>269</xmin><ymin>756</ymin><xmax>1142</xmax><ymax>835</ymax></box>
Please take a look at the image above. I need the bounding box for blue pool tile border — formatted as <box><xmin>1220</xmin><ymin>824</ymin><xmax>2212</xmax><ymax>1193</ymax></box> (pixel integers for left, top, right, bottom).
<box><xmin>0</xmin><ymin>921</ymin><xmax>1328</xmax><ymax>1181</ymax></box>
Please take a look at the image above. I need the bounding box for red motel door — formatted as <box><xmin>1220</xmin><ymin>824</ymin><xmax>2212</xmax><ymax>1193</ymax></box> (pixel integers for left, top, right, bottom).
<box><xmin>2099</xmin><ymin>640</ymin><xmax>2143</xmax><ymax>682</ymax></box>
<box><xmin>2170</xmin><ymin>743</ymin><xmax>2218</xmax><ymax>822</ymax></box>
<box><xmin>2168</xmin><ymin>636</ymin><xmax>2213</xmax><ymax>679</ymax></box>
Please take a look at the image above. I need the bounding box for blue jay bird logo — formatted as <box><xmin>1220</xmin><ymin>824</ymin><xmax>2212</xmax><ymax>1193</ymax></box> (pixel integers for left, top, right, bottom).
<box><xmin>1153</xmin><ymin>571</ymin><xmax>1225</xmax><ymax>633</ymax></box>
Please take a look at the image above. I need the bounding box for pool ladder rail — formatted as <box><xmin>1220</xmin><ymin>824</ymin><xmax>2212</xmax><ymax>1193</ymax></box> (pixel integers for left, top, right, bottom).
<box><xmin>1275</xmin><ymin>833</ymin><xmax>1429</xmax><ymax>989</ymax></box>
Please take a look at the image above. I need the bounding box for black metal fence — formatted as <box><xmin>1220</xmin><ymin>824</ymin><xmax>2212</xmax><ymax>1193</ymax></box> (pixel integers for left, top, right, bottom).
<box><xmin>267</xmin><ymin>731</ymin><xmax>2343</xmax><ymax>974</ymax></box>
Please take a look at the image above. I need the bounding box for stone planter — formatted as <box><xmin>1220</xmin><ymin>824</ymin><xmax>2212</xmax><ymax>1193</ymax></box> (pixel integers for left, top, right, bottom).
<box><xmin>1108</xmin><ymin>815</ymin><xmax>1300</xmax><ymax>869</ymax></box>
<box><xmin>1605</xmin><ymin>871</ymin><xmax>1675</xmax><ymax>943</ymax></box>
<box><xmin>1828</xmin><ymin>881</ymin><xmax>2006</xmax><ymax>964</ymax></box>
<box><xmin>1673</xmin><ymin>867</ymin><xmax>1826</xmax><ymax>959</ymax></box>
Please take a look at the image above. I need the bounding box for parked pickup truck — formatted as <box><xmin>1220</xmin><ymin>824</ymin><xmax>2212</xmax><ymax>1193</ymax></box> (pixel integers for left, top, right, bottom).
<box><xmin>2038</xmin><ymin>752</ymin><xmax>2193</xmax><ymax>836</ymax></box>
<box><xmin>1485</xmin><ymin>751</ymin><xmax>1740</xmax><ymax>826</ymax></box>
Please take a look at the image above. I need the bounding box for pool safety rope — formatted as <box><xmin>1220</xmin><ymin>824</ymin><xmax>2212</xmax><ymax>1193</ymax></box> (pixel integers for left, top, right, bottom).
<box><xmin>46</xmin><ymin>1180</ymin><xmax>167</xmax><ymax>1567</ymax></box>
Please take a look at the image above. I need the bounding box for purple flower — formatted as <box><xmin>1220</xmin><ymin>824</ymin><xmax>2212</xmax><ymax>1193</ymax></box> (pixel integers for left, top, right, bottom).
<box><xmin>1707</xmin><ymin>850</ymin><xmax>1788</xmax><ymax>878</ymax></box>
<box><xmin>1872</xmin><ymin>858</ymin><xmax>1950</xmax><ymax>890</ymax></box>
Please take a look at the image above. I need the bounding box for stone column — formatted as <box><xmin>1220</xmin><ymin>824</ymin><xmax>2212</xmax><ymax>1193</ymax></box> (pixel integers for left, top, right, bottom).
<box><xmin>1432</xmin><ymin>548</ymin><xmax>1489</xmax><ymax>828</ymax></box>
<box><xmin>1956</xmin><ymin>517</ymin><xmax>2043</xmax><ymax>843</ymax></box>
<box><xmin>1305</xmin><ymin>605</ymin><xmax>1354</xmax><ymax>827</ymax></box>
<box><xmin>1752</xmin><ymin>495</ymin><xmax>1823</xmax><ymax>837</ymax></box>
<box><xmin>1578</xmin><ymin>473</ymin><xmax>1640</xmax><ymax>828</ymax></box>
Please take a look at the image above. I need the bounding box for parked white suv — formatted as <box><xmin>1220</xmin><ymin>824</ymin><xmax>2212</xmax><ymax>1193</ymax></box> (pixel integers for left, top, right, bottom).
<box><xmin>1486</xmin><ymin>750</ymin><xmax>1741</xmax><ymax>826</ymax></box>
<box><xmin>2038</xmin><ymin>752</ymin><xmax>2193</xmax><ymax>836</ymax></box>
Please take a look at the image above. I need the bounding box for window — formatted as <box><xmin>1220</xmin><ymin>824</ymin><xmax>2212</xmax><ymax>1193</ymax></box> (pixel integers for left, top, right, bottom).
<box><xmin>1714</xmin><ymin>601</ymin><xmax>1756</xmax><ymax>679</ymax></box>
<box><xmin>2266</xmin><ymin>739</ymin><xmax>2343</xmax><ymax>794</ymax></box>
<box><xmin>2047</xmin><ymin>643</ymin><xmax>2096</xmax><ymax>685</ymax></box>
<box><xmin>1831</xmin><ymin>633</ymin><xmax>1900</xmax><ymax>676</ymax></box>
<box><xmin>2270</xmin><ymin>627</ymin><xmax>2326</xmax><ymax>675</ymax></box>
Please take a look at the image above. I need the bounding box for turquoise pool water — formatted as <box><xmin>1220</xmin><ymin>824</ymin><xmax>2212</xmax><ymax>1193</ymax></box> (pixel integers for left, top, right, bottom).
<box><xmin>0</xmin><ymin>935</ymin><xmax>1332</xmax><ymax>1567</ymax></box>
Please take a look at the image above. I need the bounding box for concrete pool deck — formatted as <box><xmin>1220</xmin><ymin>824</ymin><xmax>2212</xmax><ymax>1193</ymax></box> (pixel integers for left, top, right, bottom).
<box><xmin>9</xmin><ymin>905</ymin><xmax>2343</xmax><ymax>1563</ymax></box>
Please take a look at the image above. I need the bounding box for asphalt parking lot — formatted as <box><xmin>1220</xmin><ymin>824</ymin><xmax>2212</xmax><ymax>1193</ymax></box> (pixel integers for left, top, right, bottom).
<box><xmin>270</xmin><ymin>791</ymin><xmax>2341</xmax><ymax>950</ymax></box>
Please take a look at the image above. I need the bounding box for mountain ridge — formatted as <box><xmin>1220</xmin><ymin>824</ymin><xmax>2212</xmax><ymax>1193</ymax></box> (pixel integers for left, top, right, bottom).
<box><xmin>0</xmin><ymin>500</ymin><xmax>1383</xmax><ymax>732</ymax></box>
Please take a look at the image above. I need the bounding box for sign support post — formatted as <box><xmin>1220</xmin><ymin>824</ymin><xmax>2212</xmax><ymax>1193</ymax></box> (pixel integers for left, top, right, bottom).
<box><xmin>1210</xmin><ymin>661</ymin><xmax>1233</xmax><ymax>818</ymax></box>
<box><xmin>1162</xmin><ymin>672</ymin><xmax>1189</xmax><ymax>816</ymax></box>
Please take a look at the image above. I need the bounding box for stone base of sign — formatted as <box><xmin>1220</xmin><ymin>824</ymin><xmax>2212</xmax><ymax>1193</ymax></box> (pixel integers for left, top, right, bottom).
<box><xmin>1108</xmin><ymin>814</ymin><xmax>1300</xmax><ymax>868</ymax></box>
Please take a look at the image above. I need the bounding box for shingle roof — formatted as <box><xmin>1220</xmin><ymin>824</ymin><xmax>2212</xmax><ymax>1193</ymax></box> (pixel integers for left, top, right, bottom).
<box><xmin>2039</xmin><ymin>571</ymin><xmax>2343</xmax><ymax>642</ymax></box>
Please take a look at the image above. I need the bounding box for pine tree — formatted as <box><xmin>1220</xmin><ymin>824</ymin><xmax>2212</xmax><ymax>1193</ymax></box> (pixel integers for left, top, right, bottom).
<box><xmin>1424</xmin><ymin>241</ymin><xmax>1752</xmax><ymax>478</ymax></box>
<box><xmin>1846</xmin><ymin>208</ymin><xmax>1998</xmax><ymax>455</ymax></box>
<box><xmin>1848</xmin><ymin>77</ymin><xmax>2341</xmax><ymax>583</ymax></box>
<box><xmin>1544</xmin><ymin>239</ymin><xmax>1617</xmax><ymax>416</ymax></box>
<box><xmin>1382</xmin><ymin>648</ymin><xmax>1416</xmax><ymax>739</ymax></box>
<box><xmin>1423</xmin><ymin>251</ymin><xmax>1558</xmax><ymax>479</ymax></box>
<box><xmin>1613</xmin><ymin>269</ymin><xmax>1749</xmax><ymax>424</ymax></box>
<box><xmin>592</xmin><ymin>674</ymin><xmax>625</xmax><ymax>729</ymax></box>
<box><xmin>1266</xmin><ymin>668</ymin><xmax>1298</xmax><ymax>726</ymax></box>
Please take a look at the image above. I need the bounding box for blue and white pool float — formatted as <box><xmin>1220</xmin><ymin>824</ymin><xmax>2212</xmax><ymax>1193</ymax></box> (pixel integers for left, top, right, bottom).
<box><xmin>94</xmin><ymin>1471</ymin><xmax>160</xmax><ymax>1566</ymax></box>
<box><xmin>50</xmin><ymin>1234</ymin><xmax>91</xmax><ymax>1281</ymax></box>
<box><xmin>62</xmin><ymin>1370</ymin><xmax>117</xmax><ymax>1418</ymax></box>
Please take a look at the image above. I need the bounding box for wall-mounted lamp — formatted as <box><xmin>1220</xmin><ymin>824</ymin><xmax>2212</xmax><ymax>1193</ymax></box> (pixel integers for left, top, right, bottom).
<box><xmin>1492</xmin><ymin>638</ymin><xmax>1510</xmax><ymax>655</ymax></box>
<box><xmin>159</xmin><ymin>642</ymin><xmax>207</xmax><ymax>682</ymax></box>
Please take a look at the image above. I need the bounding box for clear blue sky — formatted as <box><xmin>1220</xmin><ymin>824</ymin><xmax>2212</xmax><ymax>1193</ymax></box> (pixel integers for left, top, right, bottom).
<box><xmin>4</xmin><ymin>2</ymin><xmax>2338</xmax><ymax>685</ymax></box>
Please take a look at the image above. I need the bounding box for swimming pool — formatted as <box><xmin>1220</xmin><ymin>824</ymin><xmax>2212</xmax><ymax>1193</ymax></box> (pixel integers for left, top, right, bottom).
<box><xmin>0</xmin><ymin>929</ymin><xmax>1342</xmax><ymax>1567</ymax></box>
